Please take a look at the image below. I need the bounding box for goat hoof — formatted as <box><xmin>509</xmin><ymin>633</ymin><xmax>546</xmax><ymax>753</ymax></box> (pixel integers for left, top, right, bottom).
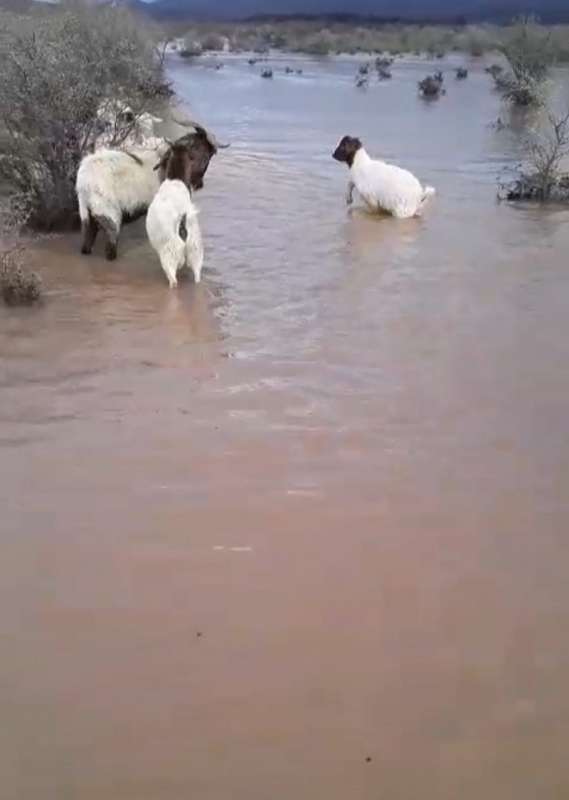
<box><xmin>105</xmin><ymin>245</ymin><xmax>117</xmax><ymax>261</ymax></box>
<box><xmin>80</xmin><ymin>246</ymin><xmax>92</xmax><ymax>255</ymax></box>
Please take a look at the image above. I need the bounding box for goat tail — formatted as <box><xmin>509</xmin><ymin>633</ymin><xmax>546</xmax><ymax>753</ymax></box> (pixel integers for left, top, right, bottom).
<box><xmin>177</xmin><ymin>207</ymin><xmax>199</xmax><ymax>243</ymax></box>
<box><xmin>422</xmin><ymin>185</ymin><xmax>436</xmax><ymax>199</ymax></box>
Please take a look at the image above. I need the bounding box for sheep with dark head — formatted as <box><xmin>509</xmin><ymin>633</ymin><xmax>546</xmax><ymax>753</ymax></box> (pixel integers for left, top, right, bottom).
<box><xmin>155</xmin><ymin>122</ymin><xmax>229</xmax><ymax>193</ymax></box>
<box><xmin>332</xmin><ymin>134</ymin><xmax>435</xmax><ymax>218</ymax></box>
<box><xmin>146</xmin><ymin>143</ymin><xmax>204</xmax><ymax>287</ymax></box>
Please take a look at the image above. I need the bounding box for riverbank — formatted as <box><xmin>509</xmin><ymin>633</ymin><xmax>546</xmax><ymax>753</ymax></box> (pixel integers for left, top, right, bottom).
<box><xmin>161</xmin><ymin>18</ymin><xmax>569</xmax><ymax>61</ymax></box>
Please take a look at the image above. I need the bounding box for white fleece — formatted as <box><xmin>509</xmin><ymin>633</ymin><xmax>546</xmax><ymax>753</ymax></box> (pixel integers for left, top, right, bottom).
<box><xmin>76</xmin><ymin>143</ymin><xmax>168</xmax><ymax>232</ymax></box>
<box><xmin>346</xmin><ymin>148</ymin><xmax>435</xmax><ymax>218</ymax></box>
<box><xmin>146</xmin><ymin>179</ymin><xmax>203</xmax><ymax>288</ymax></box>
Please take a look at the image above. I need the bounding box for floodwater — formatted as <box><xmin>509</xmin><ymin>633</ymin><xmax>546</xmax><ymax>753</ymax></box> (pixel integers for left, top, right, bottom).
<box><xmin>3</xmin><ymin>55</ymin><xmax>569</xmax><ymax>799</ymax></box>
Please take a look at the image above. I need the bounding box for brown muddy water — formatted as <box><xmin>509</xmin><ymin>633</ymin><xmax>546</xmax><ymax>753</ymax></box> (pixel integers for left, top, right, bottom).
<box><xmin>3</xmin><ymin>56</ymin><xmax>569</xmax><ymax>799</ymax></box>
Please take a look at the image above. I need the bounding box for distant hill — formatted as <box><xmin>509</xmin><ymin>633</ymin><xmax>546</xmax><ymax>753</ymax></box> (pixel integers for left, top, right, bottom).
<box><xmin>129</xmin><ymin>0</ymin><xmax>569</xmax><ymax>24</ymax></box>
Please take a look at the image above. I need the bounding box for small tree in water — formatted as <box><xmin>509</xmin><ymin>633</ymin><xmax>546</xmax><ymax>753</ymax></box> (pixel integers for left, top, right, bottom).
<box><xmin>497</xmin><ymin>16</ymin><xmax>554</xmax><ymax>106</ymax></box>
<box><xmin>300</xmin><ymin>29</ymin><xmax>335</xmax><ymax>56</ymax></box>
<box><xmin>0</xmin><ymin>246</ymin><xmax>41</xmax><ymax>307</ymax></box>
<box><xmin>501</xmin><ymin>108</ymin><xmax>569</xmax><ymax>202</ymax></box>
<box><xmin>0</xmin><ymin>0</ymin><xmax>169</xmax><ymax>230</ymax></box>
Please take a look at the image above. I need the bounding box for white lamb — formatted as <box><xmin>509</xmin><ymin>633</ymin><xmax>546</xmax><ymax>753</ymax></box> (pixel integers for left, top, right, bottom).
<box><xmin>332</xmin><ymin>135</ymin><xmax>435</xmax><ymax>218</ymax></box>
<box><xmin>146</xmin><ymin>142</ymin><xmax>204</xmax><ymax>288</ymax></box>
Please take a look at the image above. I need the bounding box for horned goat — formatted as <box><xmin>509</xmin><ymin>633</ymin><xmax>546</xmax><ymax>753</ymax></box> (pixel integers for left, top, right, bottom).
<box><xmin>146</xmin><ymin>143</ymin><xmax>203</xmax><ymax>288</ymax></box>
<box><xmin>76</xmin><ymin>122</ymin><xmax>229</xmax><ymax>260</ymax></box>
<box><xmin>332</xmin><ymin>135</ymin><xmax>435</xmax><ymax>218</ymax></box>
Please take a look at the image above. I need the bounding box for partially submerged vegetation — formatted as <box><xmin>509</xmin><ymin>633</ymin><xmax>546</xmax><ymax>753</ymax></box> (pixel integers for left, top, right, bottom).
<box><xmin>0</xmin><ymin>246</ymin><xmax>41</xmax><ymax>307</ymax></box>
<box><xmin>0</xmin><ymin>0</ymin><xmax>169</xmax><ymax>230</ymax></box>
<box><xmin>494</xmin><ymin>17</ymin><xmax>555</xmax><ymax>106</ymax></box>
<box><xmin>500</xmin><ymin>109</ymin><xmax>569</xmax><ymax>202</ymax></box>
<box><xmin>418</xmin><ymin>74</ymin><xmax>445</xmax><ymax>98</ymax></box>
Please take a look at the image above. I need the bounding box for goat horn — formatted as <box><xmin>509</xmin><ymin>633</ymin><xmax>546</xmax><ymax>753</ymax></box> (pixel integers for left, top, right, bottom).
<box><xmin>206</xmin><ymin>130</ymin><xmax>231</xmax><ymax>149</ymax></box>
<box><xmin>170</xmin><ymin>114</ymin><xmax>200</xmax><ymax>129</ymax></box>
<box><xmin>170</xmin><ymin>115</ymin><xmax>230</xmax><ymax>149</ymax></box>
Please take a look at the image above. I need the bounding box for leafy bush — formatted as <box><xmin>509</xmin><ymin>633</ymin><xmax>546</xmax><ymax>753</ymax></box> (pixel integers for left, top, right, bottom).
<box><xmin>0</xmin><ymin>246</ymin><xmax>41</xmax><ymax>307</ymax></box>
<box><xmin>498</xmin><ymin>17</ymin><xmax>555</xmax><ymax>106</ymax></box>
<box><xmin>180</xmin><ymin>34</ymin><xmax>203</xmax><ymax>58</ymax></box>
<box><xmin>418</xmin><ymin>75</ymin><xmax>444</xmax><ymax>97</ymax></box>
<box><xmin>298</xmin><ymin>29</ymin><xmax>335</xmax><ymax>56</ymax></box>
<box><xmin>0</xmin><ymin>0</ymin><xmax>168</xmax><ymax>230</ymax></box>
<box><xmin>200</xmin><ymin>32</ymin><xmax>225</xmax><ymax>52</ymax></box>
<box><xmin>500</xmin><ymin>108</ymin><xmax>569</xmax><ymax>201</ymax></box>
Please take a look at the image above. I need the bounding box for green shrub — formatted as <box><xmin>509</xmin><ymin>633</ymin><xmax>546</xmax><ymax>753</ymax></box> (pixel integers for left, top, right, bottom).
<box><xmin>0</xmin><ymin>0</ymin><xmax>167</xmax><ymax>230</ymax></box>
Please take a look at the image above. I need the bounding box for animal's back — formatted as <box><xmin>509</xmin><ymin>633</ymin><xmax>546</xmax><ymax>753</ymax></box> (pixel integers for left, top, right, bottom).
<box><xmin>146</xmin><ymin>180</ymin><xmax>196</xmax><ymax>248</ymax></box>
<box><xmin>353</xmin><ymin>158</ymin><xmax>425</xmax><ymax>217</ymax></box>
<box><xmin>76</xmin><ymin>148</ymin><xmax>162</xmax><ymax>220</ymax></box>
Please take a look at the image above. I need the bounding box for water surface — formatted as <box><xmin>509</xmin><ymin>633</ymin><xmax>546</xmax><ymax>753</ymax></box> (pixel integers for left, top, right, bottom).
<box><xmin>3</xmin><ymin>55</ymin><xmax>569</xmax><ymax>800</ymax></box>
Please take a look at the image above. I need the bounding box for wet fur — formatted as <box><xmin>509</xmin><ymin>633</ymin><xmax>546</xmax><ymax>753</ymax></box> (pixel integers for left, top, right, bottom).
<box><xmin>146</xmin><ymin>147</ymin><xmax>204</xmax><ymax>287</ymax></box>
<box><xmin>333</xmin><ymin>135</ymin><xmax>435</xmax><ymax>219</ymax></box>
<box><xmin>154</xmin><ymin>128</ymin><xmax>216</xmax><ymax>193</ymax></box>
<box><xmin>77</xmin><ymin>131</ymin><xmax>217</xmax><ymax>260</ymax></box>
<box><xmin>76</xmin><ymin>146</ymin><xmax>169</xmax><ymax>260</ymax></box>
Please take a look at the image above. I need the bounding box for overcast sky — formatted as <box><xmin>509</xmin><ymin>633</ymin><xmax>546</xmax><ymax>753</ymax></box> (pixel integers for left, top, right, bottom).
<box><xmin>140</xmin><ymin>0</ymin><xmax>564</xmax><ymax>15</ymax></box>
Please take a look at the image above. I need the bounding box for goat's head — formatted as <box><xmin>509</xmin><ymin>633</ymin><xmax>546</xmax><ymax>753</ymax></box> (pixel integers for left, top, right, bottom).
<box><xmin>152</xmin><ymin>136</ymin><xmax>204</xmax><ymax>191</ymax></box>
<box><xmin>171</xmin><ymin>115</ymin><xmax>230</xmax><ymax>149</ymax></box>
<box><xmin>155</xmin><ymin>122</ymin><xmax>229</xmax><ymax>192</ymax></box>
<box><xmin>154</xmin><ymin>141</ymin><xmax>195</xmax><ymax>188</ymax></box>
<box><xmin>332</xmin><ymin>135</ymin><xmax>363</xmax><ymax>168</ymax></box>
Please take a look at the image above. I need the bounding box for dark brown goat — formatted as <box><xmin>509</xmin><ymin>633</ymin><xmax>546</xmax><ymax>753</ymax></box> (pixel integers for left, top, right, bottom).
<box><xmin>154</xmin><ymin>124</ymin><xmax>229</xmax><ymax>192</ymax></box>
<box><xmin>154</xmin><ymin>142</ymin><xmax>194</xmax><ymax>189</ymax></box>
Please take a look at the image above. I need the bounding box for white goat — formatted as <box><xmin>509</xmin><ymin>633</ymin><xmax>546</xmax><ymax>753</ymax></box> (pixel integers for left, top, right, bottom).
<box><xmin>76</xmin><ymin>122</ymin><xmax>228</xmax><ymax>261</ymax></box>
<box><xmin>76</xmin><ymin>143</ymin><xmax>169</xmax><ymax>260</ymax></box>
<box><xmin>146</xmin><ymin>143</ymin><xmax>203</xmax><ymax>287</ymax></box>
<box><xmin>332</xmin><ymin>135</ymin><xmax>435</xmax><ymax>218</ymax></box>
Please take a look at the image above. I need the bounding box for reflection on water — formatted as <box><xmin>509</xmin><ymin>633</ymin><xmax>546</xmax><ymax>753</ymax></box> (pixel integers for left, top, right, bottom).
<box><xmin>3</xmin><ymin>55</ymin><xmax>569</xmax><ymax>800</ymax></box>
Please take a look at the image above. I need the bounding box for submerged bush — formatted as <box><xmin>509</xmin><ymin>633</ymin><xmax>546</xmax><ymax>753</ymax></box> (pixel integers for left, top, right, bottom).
<box><xmin>0</xmin><ymin>248</ymin><xmax>41</xmax><ymax>307</ymax></box>
<box><xmin>418</xmin><ymin>75</ymin><xmax>444</xmax><ymax>97</ymax></box>
<box><xmin>0</xmin><ymin>0</ymin><xmax>169</xmax><ymax>231</ymax></box>
<box><xmin>375</xmin><ymin>55</ymin><xmax>394</xmax><ymax>70</ymax></box>
<box><xmin>497</xmin><ymin>17</ymin><xmax>555</xmax><ymax>106</ymax></box>
<box><xmin>486</xmin><ymin>63</ymin><xmax>505</xmax><ymax>79</ymax></box>
<box><xmin>200</xmin><ymin>32</ymin><xmax>225</xmax><ymax>52</ymax></box>
<box><xmin>500</xmin><ymin>108</ymin><xmax>569</xmax><ymax>202</ymax></box>
<box><xmin>180</xmin><ymin>37</ymin><xmax>203</xmax><ymax>58</ymax></box>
